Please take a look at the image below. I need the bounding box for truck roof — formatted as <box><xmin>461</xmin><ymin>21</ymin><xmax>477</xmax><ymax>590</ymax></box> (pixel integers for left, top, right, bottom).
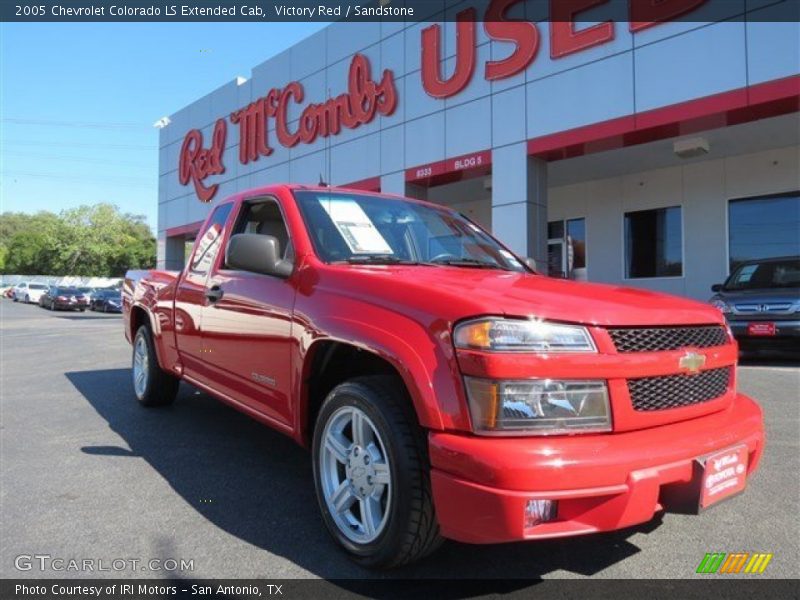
<box><xmin>219</xmin><ymin>183</ymin><xmax>446</xmax><ymax>212</ymax></box>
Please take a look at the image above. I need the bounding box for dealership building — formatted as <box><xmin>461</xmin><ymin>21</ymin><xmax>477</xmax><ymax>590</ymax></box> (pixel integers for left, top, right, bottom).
<box><xmin>158</xmin><ymin>4</ymin><xmax>799</xmax><ymax>300</ymax></box>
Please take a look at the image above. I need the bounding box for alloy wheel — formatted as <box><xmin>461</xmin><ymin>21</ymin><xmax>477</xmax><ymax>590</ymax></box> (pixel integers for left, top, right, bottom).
<box><xmin>132</xmin><ymin>335</ymin><xmax>149</xmax><ymax>398</ymax></box>
<box><xmin>319</xmin><ymin>405</ymin><xmax>392</xmax><ymax>544</ymax></box>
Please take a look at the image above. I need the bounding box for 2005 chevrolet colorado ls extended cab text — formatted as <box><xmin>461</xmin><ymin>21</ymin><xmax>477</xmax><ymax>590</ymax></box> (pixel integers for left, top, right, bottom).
<box><xmin>124</xmin><ymin>184</ymin><xmax>764</xmax><ymax>568</ymax></box>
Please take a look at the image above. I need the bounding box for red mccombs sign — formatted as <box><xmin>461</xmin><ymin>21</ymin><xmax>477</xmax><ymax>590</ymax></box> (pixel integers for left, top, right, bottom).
<box><xmin>179</xmin><ymin>53</ymin><xmax>397</xmax><ymax>202</ymax></box>
<box><xmin>178</xmin><ymin>0</ymin><xmax>708</xmax><ymax>201</ymax></box>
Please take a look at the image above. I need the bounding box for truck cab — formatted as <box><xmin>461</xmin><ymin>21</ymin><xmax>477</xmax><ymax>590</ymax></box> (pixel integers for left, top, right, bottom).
<box><xmin>124</xmin><ymin>184</ymin><xmax>764</xmax><ymax>568</ymax></box>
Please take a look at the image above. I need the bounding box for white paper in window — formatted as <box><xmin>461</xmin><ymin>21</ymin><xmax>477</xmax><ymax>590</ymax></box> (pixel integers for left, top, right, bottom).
<box><xmin>318</xmin><ymin>197</ymin><xmax>393</xmax><ymax>255</ymax></box>
<box><xmin>737</xmin><ymin>265</ymin><xmax>757</xmax><ymax>282</ymax></box>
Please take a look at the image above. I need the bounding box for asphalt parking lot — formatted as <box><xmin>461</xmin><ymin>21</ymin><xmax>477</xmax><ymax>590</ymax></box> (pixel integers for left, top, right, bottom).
<box><xmin>0</xmin><ymin>298</ymin><xmax>798</xmax><ymax>581</ymax></box>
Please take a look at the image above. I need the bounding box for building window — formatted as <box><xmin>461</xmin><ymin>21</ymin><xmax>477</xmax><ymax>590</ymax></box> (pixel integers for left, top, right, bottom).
<box><xmin>728</xmin><ymin>192</ymin><xmax>800</xmax><ymax>272</ymax></box>
<box><xmin>624</xmin><ymin>206</ymin><xmax>683</xmax><ymax>278</ymax></box>
<box><xmin>567</xmin><ymin>218</ymin><xmax>586</xmax><ymax>270</ymax></box>
<box><xmin>547</xmin><ymin>217</ymin><xmax>586</xmax><ymax>278</ymax></box>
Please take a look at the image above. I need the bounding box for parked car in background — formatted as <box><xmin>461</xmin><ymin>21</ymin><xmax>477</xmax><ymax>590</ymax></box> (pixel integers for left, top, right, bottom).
<box><xmin>77</xmin><ymin>286</ymin><xmax>95</xmax><ymax>301</ymax></box>
<box><xmin>12</xmin><ymin>282</ymin><xmax>49</xmax><ymax>304</ymax></box>
<box><xmin>90</xmin><ymin>289</ymin><xmax>122</xmax><ymax>313</ymax></box>
<box><xmin>40</xmin><ymin>286</ymin><xmax>89</xmax><ymax>311</ymax></box>
<box><xmin>710</xmin><ymin>256</ymin><xmax>800</xmax><ymax>355</ymax></box>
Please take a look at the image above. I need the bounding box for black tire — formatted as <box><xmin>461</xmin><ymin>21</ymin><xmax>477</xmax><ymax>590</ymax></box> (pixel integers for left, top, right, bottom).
<box><xmin>24</xmin><ymin>295</ymin><xmax>30</xmax><ymax>304</ymax></box>
<box><xmin>13</xmin><ymin>296</ymin><xmax>17</xmax><ymax>303</ymax></box>
<box><xmin>132</xmin><ymin>324</ymin><xmax>179</xmax><ymax>407</ymax></box>
<box><xmin>312</xmin><ymin>375</ymin><xmax>442</xmax><ymax>569</ymax></box>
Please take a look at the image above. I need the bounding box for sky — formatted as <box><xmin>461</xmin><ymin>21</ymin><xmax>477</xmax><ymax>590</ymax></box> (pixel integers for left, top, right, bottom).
<box><xmin>0</xmin><ymin>22</ymin><xmax>329</xmax><ymax>232</ymax></box>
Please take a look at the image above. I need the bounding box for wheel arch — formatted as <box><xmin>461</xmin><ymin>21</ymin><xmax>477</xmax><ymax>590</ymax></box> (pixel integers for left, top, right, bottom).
<box><xmin>128</xmin><ymin>304</ymin><xmax>171</xmax><ymax>372</ymax></box>
<box><xmin>297</xmin><ymin>335</ymin><xmax>445</xmax><ymax>447</ymax></box>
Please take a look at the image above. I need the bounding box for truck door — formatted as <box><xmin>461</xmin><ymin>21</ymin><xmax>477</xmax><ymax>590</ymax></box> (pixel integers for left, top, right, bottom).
<box><xmin>200</xmin><ymin>197</ymin><xmax>296</xmax><ymax>429</ymax></box>
<box><xmin>174</xmin><ymin>203</ymin><xmax>233</xmax><ymax>381</ymax></box>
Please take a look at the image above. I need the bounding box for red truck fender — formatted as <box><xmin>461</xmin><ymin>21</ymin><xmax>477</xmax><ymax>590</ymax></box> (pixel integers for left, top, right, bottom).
<box><xmin>296</xmin><ymin>311</ymin><xmax>467</xmax><ymax>442</ymax></box>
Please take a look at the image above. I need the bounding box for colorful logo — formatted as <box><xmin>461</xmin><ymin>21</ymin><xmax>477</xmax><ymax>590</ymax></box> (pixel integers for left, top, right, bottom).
<box><xmin>697</xmin><ymin>552</ymin><xmax>773</xmax><ymax>574</ymax></box>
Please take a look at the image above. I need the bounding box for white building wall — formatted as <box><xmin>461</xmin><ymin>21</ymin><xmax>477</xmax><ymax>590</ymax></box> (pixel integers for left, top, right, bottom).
<box><xmin>160</xmin><ymin>18</ymin><xmax>799</xmax><ymax>229</ymax></box>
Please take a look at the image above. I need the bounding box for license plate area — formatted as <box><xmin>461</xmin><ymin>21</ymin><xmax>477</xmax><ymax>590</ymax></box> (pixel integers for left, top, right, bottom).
<box><xmin>698</xmin><ymin>445</ymin><xmax>749</xmax><ymax>510</ymax></box>
<box><xmin>747</xmin><ymin>322</ymin><xmax>776</xmax><ymax>336</ymax></box>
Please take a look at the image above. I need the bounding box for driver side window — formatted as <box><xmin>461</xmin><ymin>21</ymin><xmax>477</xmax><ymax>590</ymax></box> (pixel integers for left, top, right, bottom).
<box><xmin>233</xmin><ymin>199</ymin><xmax>294</xmax><ymax>262</ymax></box>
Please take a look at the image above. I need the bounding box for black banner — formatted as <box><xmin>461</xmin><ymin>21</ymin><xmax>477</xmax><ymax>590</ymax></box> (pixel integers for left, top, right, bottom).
<box><xmin>2</xmin><ymin>0</ymin><xmax>799</xmax><ymax>23</ymax></box>
<box><xmin>2</xmin><ymin>579</ymin><xmax>799</xmax><ymax>600</ymax></box>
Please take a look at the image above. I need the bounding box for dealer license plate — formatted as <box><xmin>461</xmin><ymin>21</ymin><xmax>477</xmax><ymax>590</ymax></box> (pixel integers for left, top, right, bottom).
<box><xmin>747</xmin><ymin>322</ymin><xmax>776</xmax><ymax>336</ymax></box>
<box><xmin>699</xmin><ymin>445</ymin><xmax>749</xmax><ymax>510</ymax></box>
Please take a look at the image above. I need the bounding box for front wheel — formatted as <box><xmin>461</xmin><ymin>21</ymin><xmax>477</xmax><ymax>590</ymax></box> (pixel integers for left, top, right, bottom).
<box><xmin>24</xmin><ymin>295</ymin><xmax>30</xmax><ymax>303</ymax></box>
<box><xmin>312</xmin><ymin>376</ymin><xmax>442</xmax><ymax>568</ymax></box>
<box><xmin>132</xmin><ymin>325</ymin><xmax>179</xmax><ymax>407</ymax></box>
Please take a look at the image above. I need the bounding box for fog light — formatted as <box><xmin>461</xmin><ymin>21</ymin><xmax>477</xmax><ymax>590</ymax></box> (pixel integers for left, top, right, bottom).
<box><xmin>524</xmin><ymin>499</ymin><xmax>557</xmax><ymax>528</ymax></box>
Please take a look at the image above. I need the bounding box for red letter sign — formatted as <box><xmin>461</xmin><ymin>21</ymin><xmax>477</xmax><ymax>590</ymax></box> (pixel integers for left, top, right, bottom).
<box><xmin>421</xmin><ymin>7</ymin><xmax>477</xmax><ymax>98</ymax></box>
<box><xmin>178</xmin><ymin>118</ymin><xmax>226</xmax><ymax>203</ymax></box>
<box><xmin>484</xmin><ymin>0</ymin><xmax>540</xmax><ymax>81</ymax></box>
<box><xmin>630</xmin><ymin>0</ymin><xmax>710</xmax><ymax>32</ymax></box>
<box><xmin>550</xmin><ymin>0</ymin><xmax>615</xmax><ymax>59</ymax></box>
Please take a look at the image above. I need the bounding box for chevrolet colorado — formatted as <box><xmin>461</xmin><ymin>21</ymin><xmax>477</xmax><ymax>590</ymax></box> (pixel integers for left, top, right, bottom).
<box><xmin>124</xmin><ymin>184</ymin><xmax>764</xmax><ymax>567</ymax></box>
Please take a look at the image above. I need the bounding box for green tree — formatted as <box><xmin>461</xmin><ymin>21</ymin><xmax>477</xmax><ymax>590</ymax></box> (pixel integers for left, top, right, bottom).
<box><xmin>0</xmin><ymin>205</ymin><xmax>155</xmax><ymax>276</ymax></box>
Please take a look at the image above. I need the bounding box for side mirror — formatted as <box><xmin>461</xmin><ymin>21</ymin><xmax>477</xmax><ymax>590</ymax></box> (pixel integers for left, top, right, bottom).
<box><xmin>225</xmin><ymin>233</ymin><xmax>293</xmax><ymax>278</ymax></box>
<box><xmin>711</xmin><ymin>283</ymin><xmax>723</xmax><ymax>293</ymax></box>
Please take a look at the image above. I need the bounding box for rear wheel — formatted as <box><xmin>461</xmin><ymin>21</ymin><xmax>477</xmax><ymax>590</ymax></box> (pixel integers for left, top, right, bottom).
<box><xmin>312</xmin><ymin>376</ymin><xmax>442</xmax><ymax>568</ymax></box>
<box><xmin>132</xmin><ymin>325</ymin><xmax>179</xmax><ymax>407</ymax></box>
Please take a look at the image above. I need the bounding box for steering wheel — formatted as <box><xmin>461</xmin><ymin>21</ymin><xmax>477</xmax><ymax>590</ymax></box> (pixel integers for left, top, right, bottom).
<box><xmin>429</xmin><ymin>253</ymin><xmax>459</xmax><ymax>263</ymax></box>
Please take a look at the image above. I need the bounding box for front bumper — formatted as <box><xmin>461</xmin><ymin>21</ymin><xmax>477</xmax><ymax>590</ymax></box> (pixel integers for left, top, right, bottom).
<box><xmin>429</xmin><ymin>393</ymin><xmax>764</xmax><ymax>544</ymax></box>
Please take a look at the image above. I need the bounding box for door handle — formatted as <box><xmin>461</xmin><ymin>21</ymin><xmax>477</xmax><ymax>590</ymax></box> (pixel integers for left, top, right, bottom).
<box><xmin>205</xmin><ymin>285</ymin><xmax>224</xmax><ymax>303</ymax></box>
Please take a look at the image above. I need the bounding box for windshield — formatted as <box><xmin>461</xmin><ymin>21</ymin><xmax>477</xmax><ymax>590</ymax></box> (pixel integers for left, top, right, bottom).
<box><xmin>294</xmin><ymin>191</ymin><xmax>526</xmax><ymax>271</ymax></box>
<box><xmin>29</xmin><ymin>284</ymin><xmax>48</xmax><ymax>290</ymax></box>
<box><xmin>725</xmin><ymin>258</ymin><xmax>800</xmax><ymax>290</ymax></box>
<box><xmin>56</xmin><ymin>288</ymin><xmax>79</xmax><ymax>295</ymax></box>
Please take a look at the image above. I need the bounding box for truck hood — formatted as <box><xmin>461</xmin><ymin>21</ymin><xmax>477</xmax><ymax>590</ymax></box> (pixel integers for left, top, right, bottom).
<box><xmin>320</xmin><ymin>265</ymin><xmax>724</xmax><ymax>327</ymax></box>
<box><xmin>715</xmin><ymin>287</ymin><xmax>800</xmax><ymax>304</ymax></box>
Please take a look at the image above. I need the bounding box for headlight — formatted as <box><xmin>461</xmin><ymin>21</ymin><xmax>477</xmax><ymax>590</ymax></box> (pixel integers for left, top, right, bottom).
<box><xmin>710</xmin><ymin>298</ymin><xmax>732</xmax><ymax>314</ymax></box>
<box><xmin>454</xmin><ymin>318</ymin><xmax>596</xmax><ymax>352</ymax></box>
<box><xmin>464</xmin><ymin>377</ymin><xmax>611</xmax><ymax>435</ymax></box>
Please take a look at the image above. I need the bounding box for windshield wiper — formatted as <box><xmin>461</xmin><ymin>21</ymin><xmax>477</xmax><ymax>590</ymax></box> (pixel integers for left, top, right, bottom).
<box><xmin>337</xmin><ymin>255</ymin><xmax>420</xmax><ymax>265</ymax></box>
<box><xmin>427</xmin><ymin>257</ymin><xmax>509</xmax><ymax>270</ymax></box>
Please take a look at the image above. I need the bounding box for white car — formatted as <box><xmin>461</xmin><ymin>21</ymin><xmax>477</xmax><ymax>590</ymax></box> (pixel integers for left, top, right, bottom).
<box><xmin>12</xmin><ymin>282</ymin><xmax>49</xmax><ymax>304</ymax></box>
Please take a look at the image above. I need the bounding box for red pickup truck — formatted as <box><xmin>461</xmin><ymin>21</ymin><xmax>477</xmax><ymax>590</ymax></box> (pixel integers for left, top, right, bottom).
<box><xmin>124</xmin><ymin>184</ymin><xmax>764</xmax><ymax>567</ymax></box>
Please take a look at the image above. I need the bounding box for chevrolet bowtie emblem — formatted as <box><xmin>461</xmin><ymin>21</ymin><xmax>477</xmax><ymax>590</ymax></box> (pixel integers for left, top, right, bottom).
<box><xmin>679</xmin><ymin>351</ymin><xmax>706</xmax><ymax>374</ymax></box>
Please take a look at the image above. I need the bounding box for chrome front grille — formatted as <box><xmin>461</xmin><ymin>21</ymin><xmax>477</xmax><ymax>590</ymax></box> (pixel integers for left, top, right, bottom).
<box><xmin>627</xmin><ymin>367</ymin><xmax>732</xmax><ymax>411</ymax></box>
<box><xmin>608</xmin><ymin>325</ymin><xmax>728</xmax><ymax>353</ymax></box>
<box><xmin>734</xmin><ymin>302</ymin><xmax>794</xmax><ymax>316</ymax></box>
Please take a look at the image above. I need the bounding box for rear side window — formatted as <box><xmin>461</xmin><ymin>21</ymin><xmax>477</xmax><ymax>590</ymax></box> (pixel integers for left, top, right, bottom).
<box><xmin>187</xmin><ymin>203</ymin><xmax>233</xmax><ymax>281</ymax></box>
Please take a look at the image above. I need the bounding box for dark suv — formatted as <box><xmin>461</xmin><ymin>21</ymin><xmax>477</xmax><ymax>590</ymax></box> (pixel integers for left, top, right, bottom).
<box><xmin>710</xmin><ymin>256</ymin><xmax>800</xmax><ymax>354</ymax></box>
